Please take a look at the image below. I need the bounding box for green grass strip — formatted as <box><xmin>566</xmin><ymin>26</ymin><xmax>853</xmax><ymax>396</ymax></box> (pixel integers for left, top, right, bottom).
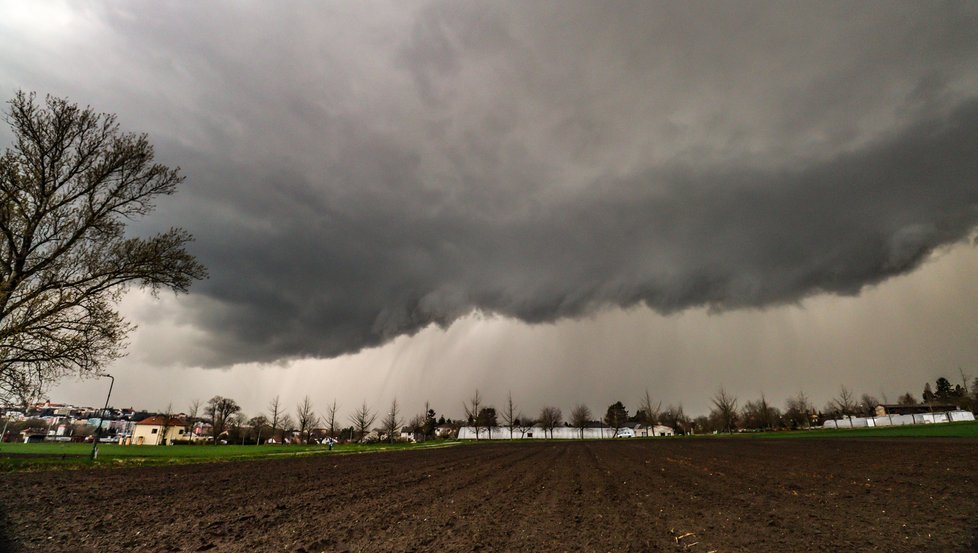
<box><xmin>0</xmin><ymin>440</ymin><xmax>460</xmax><ymax>472</ymax></box>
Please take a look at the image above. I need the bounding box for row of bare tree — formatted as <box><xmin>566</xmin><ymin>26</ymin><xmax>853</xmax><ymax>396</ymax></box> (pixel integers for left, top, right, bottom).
<box><xmin>160</xmin><ymin>372</ymin><xmax>978</xmax><ymax>444</ymax></box>
<box><xmin>176</xmin><ymin>394</ymin><xmax>446</xmax><ymax>445</ymax></box>
<box><xmin>698</xmin><ymin>373</ymin><xmax>978</xmax><ymax>434</ymax></box>
<box><xmin>460</xmin><ymin>389</ymin><xmax>672</xmax><ymax>440</ymax></box>
<box><xmin>457</xmin><ymin>375</ymin><xmax>978</xmax><ymax>439</ymax></box>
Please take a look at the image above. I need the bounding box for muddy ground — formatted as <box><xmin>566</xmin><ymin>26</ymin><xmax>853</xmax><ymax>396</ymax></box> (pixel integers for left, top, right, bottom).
<box><xmin>1</xmin><ymin>439</ymin><xmax>976</xmax><ymax>552</ymax></box>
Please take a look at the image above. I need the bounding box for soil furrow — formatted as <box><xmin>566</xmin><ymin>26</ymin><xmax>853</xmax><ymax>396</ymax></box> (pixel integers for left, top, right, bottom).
<box><xmin>2</xmin><ymin>439</ymin><xmax>977</xmax><ymax>552</ymax></box>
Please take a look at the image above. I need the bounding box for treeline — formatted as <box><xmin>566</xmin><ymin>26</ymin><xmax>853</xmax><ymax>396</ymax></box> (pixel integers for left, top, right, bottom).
<box><xmin>459</xmin><ymin>390</ymin><xmax>673</xmax><ymax>439</ymax></box>
<box><xmin>436</xmin><ymin>388</ymin><xmax>801</xmax><ymax>438</ymax></box>
<box><xmin>140</xmin><ymin>372</ymin><xmax>978</xmax><ymax>443</ymax></box>
<box><xmin>687</xmin><ymin>373</ymin><xmax>978</xmax><ymax>434</ymax></box>
<box><xmin>178</xmin><ymin>395</ymin><xmax>466</xmax><ymax>445</ymax></box>
<box><xmin>456</xmin><ymin>373</ymin><xmax>978</xmax><ymax>439</ymax></box>
<box><xmin>10</xmin><ymin>374</ymin><xmax>973</xmax><ymax>445</ymax></box>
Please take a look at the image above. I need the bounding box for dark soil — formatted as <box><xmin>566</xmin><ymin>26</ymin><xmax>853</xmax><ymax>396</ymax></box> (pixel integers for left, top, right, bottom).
<box><xmin>1</xmin><ymin>438</ymin><xmax>976</xmax><ymax>552</ymax></box>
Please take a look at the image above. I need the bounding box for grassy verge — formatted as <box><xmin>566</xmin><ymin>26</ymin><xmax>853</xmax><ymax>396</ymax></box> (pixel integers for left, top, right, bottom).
<box><xmin>0</xmin><ymin>440</ymin><xmax>460</xmax><ymax>472</ymax></box>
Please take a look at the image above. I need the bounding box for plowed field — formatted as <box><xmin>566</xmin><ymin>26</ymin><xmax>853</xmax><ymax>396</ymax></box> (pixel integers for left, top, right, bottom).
<box><xmin>1</xmin><ymin>439</ymin><xmax>976</xmax><ymax>552</ymax></box>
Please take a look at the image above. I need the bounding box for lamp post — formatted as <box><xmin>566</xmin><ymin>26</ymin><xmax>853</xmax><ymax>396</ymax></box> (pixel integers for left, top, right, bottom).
<box><xmin>90</xmin><ymin>374</ymin><xmax>115</xmax><ymax>461</ymax></box>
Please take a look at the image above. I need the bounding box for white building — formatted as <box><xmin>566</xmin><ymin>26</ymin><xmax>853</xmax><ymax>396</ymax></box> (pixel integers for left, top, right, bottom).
<box><xmin>633</xmin><ymin>424</ymin><xmax>675</xmax><ymax>437</ymax></box>
<box><xmin>457</xmin><ymin>424</ymin><xmax>674</xmax><ymax>440</ymax></box>
<box><xmin>131</xmin><ymin>415</ymin><xmax>187</xmax><ymax>445</ymax></box>
<box><xmin>821</xmin><ymin>409</ymin><xmax>975</xmax><ymax>429</ymax></box>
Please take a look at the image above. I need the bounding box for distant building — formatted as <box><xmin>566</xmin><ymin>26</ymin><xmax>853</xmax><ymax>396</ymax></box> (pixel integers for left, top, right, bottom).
<box><xmin>458</xmin><ymin>424</ymin><xmax>675</xmax><ymax>440</ymax></box>
<box><xmin>632</xmin><ymin>424</ymin><xmax>675</xmax><ymax>437</ymax></box>
<box><xmin>435</xmin><ymin>425</ymin><xmax>456</xmax><ymax>439</ymax></box>
<box><xmin>191</xmin><ymin>421</ymin><xmax>213</xmax><ymax>441</ymax></box>
<box><xmin>875</xmin><ymin>404</ymin><xmax>960</xmax><ymax>416</ymax></box>
<box><xmin>131</xmin><ymin>416</ymin><xmax>187</xmax><ymax>445</ymax></box>
<box><xmin>823</xmin><ymin>409</ymin><xmax>974</xmax><ymax>428</ymax></box>
<box><xmin>399</xmin><ymin>426</ymin><xmax>418</xmax><ymax>441</ymax></box>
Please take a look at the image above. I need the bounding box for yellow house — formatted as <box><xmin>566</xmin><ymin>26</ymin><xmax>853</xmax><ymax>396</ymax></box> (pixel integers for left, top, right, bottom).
<box><xmin>131</xmin><ymin>415</ymin><xmax>187</xmax><ymax>445</ymax></box>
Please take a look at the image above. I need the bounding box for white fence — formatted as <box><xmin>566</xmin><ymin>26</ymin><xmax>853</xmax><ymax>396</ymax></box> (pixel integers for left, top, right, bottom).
<box><xmin>821</xmin><ymin>410</ymin><xmax>975</xmax><ymax>429</ymax></box>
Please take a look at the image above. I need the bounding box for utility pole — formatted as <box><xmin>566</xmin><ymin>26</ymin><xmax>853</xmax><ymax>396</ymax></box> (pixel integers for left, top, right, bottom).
<box><xmin>90</xmin><ymin>374</ymin><xmax>115</xmax><ymax>461</ymax></box>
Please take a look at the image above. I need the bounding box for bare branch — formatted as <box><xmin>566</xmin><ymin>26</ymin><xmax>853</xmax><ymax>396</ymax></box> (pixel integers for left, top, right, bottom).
<box><xmin>0</xmin><ymin>91</ymin><xmax>206</xmax><ymax>404</ymax></box>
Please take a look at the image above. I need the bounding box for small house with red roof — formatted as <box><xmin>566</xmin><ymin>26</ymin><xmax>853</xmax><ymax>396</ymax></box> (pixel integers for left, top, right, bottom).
<box><xmin>131</xmin><ymin>415</ymin><xmax>187</xmax><ymax>445</ymax></box>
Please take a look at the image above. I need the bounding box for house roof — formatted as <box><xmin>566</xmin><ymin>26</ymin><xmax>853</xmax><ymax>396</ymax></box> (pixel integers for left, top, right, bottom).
<box><xmin>135</xmin><ymin>415</ymin><xmax>185</xmax><ymax>426</ymax></box>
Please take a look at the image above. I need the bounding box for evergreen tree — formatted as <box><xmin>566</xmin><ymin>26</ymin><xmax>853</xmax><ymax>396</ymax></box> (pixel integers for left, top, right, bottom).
<box><xmin>935</xmin><ymin>377</ymin><xmax>953</xmax><ymax>401</ymax></box>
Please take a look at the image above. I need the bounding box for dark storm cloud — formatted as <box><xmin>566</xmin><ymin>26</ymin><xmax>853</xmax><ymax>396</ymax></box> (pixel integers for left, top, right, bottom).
<box><xmin>171</xmin><ymin>97</ymin><xmax>978</xmax><ymax>366</ymax></box>
<box><xmin>2</xmin><ymin>2</ymin><xmax>977</xmax><ymax>367</ymax></box>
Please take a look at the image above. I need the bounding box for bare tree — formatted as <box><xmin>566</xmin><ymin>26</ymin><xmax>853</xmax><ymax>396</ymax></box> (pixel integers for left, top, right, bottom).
<box><xmin>958</xmin><ymin>367</ymin><xmax>971</xmax><ymax>396</ymax></box>
<box><xmin>897</xmin><ymin>392</ymin><xmax>918</xmax><ymax>406</ymax></box>
<box><xmin>710</xmin><ymin>388</ymin><xmax>738</xmax><ymax>433</ymax></box>
<box><xmin>516</xmin><ymin>414</ymin><xmax>534</xmax><ymax>438</ymax></box>
<box><xmin>407</xmin><ymin>413</ymin><xmax>425</xmax><ymax>441</ymax></box>
<box><xmin>349</xmin><ymin>400</ymin><xmax>376</xmax><ymax>442</ymax></box>
<box><xmin>186</xmin><ymin>399</ymin><xmax>201</xmax><ymax>439</ymax></box>
<box><xmin>228</xmin><ymin>412</ymin><xmax>247</xmax><ymax>445</ymax></box>
<box><xmin>957</xmin><ymin>368</ymin><xmax>975</xmax><ymax>413</ymax></box>
<box><xmin>278</xmin><ymin>413</ymin><xmax>295</xmax><ymax>443</ymax></box>
<box><xmin>538</xmin><ymin>406</ymin><xmax>562</xmax><ymax>439</ymax></box>
<box><xmin>295</xmin><ymin>395</ymin><xmax>316</xmax><ymax>443</ymax></box>
<box><xmin>832</xmin><ymin>386</ymin><xmax>857</xmax><ymax>427</ymax></box>
<box><xmin>248</xmin><ymin>414</ymin><xmax>269</xmax><ymax>444</ymax></box>
<box><xmin>674</xmin><ymin>406</ymin><xmax>689</xmax><ymax>434</ymax></box>
<box><xmin>158</xmin><ymin>403</ymin><xmax>174</xmax><ymax>446</ymax></box>
<box><xmin>759</xmin><ymin>394</ymin><xmax>778</xmax><ymax>429</ymax></box>
<box><xmin>859</xmin><ymin>393</ymin><xmax>880</xmax><ymax>417</ymax></box>
<box><xmin>463</xmin><ymin>389</ymin><xmax>483</xmax><ymax>440</ymax></box>
<box><xmin>970</xmin><ymin>377</ymin><xmax>978</xmax><ymax>414</ymax></box>
<box><xmin>381</xmin><ymin>398</ymin><xmax>402</xmax><ymax>443</ymax></box>
<box><xmin>740</xmin><ymin>395</ymin><xmax>780</xmax><ymax>431</ymax></box>
<box><xmin>637</xmin><ymin>389</ymin><xmax>661</xmax><ymax>428</ymax></box>
<box><xmin>692</xmin><ymin>414</ymin><xmax>712</xmax><ymax>433</ymax></box>
<box><xmin>323</xmin><ymin>399</ymin><xmax>339</xmax><ymax>439</ymax></box>
<box><xmin>784</xmin><ymin>391</ymin><xmax>813</xmax><ymax>429</ymax></box>
<box><xmin>205</xmin><ymin>400</ymin><xmax>217</xmax><ymax>442</ymax></box>
<box><xmin>663</xmin><ymin>404</ymin><xmax>691</xmax><ymax>435</ymax></box>
<box><xmin>0</xmin><ymin>365</ymin><xmax>45</xmax><ymax>410</ymax></box>
<box><xmin>500</xmin><ymin>391</ymin><xmax>518</xmax><ymax>440</ymax></box>
<box><xmin>421</xmin><ymin>400</ymin><xmax>435</xmax><ymax>442</ymax></box>
<box><xmin>0</xmin><ymin>91</ymin><xmax>207</xmax><ymax>406</ymax></box>
<box><xmin>570</xmin><ymin>404</ymin><xmax>592</xmax><ymax>439</ymax></box>
<box><xmin>206</xmin><ymin>396</ymin><xmax>241</xmax><ymax>444</ymax></box>
<box><xmin>268</xmin><ymin>395</ymin><xmax>282</xmax><ymax>443</ymax></box>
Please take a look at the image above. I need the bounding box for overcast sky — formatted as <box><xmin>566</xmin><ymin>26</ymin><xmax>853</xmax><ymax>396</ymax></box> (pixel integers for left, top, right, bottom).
<box><xmin>2</xmin><ymin>1</ymin><xmax>977</xmax><ymax>421</ymax></box>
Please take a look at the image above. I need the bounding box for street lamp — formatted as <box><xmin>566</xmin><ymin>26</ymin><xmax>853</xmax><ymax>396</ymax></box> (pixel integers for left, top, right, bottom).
<box><xmin>90</xmin><ymin>373</ymin><xmax>115</xmax><ymax>461</ymax></box>
<box><xmin>0</xmin><ymin>413</ymin><xmax>8</xmax><ymax>445</ymax></box>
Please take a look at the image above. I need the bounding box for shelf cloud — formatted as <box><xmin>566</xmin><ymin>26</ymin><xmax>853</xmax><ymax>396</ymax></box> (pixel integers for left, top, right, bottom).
<box><xmin>2</xmin><ymin>1</ymin><xmax>977</xmax><ymax>368</ymax></box>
